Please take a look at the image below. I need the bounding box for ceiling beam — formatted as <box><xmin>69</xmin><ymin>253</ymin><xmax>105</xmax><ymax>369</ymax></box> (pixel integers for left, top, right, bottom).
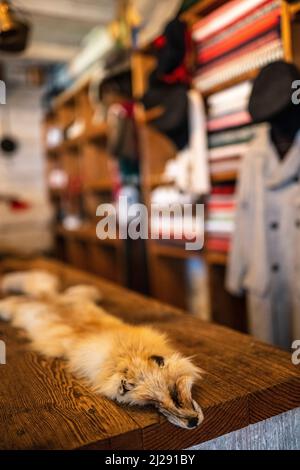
<box><xmin>16</xmin><ymin>0</ymin><xmax>116</xmax><ymax>25</ymax></box>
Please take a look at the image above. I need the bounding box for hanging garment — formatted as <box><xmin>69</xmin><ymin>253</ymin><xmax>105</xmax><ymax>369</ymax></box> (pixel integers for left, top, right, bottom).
<box><xmin>142</xmin><ymin>83</ymin><xmax>189</xmax><ymax>150</ymax></box>
<box><xmin>106</xmin><ymin>102</ymin><xmax>138</xmax><ymax>162</ymax></box>
<box><xmin>226</xmin><ymin>124</ymin><xmax>300</xmax><ymax>348</ymax></box>
<box><xmin>173</xmin><ymin>90</ymin><xmax>211</xmax><ymax>196</ymax></box>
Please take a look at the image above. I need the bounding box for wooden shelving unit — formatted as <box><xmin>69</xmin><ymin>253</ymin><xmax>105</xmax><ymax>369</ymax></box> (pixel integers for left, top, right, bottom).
<box><xmin>43</xmin><ymin>80</ymin><xmax>127</xmax><ymax>286</ymax></box>
<box><xmin>129</xmin><ymin>0</ymin><xmax>300</xmax><ymax>329</ymax></box>
<box><xmin>205</xmin><ymin>250</ymin><xmax>227</xmax><ymax>265</ymax></box>
<box><xmin>131</xmin><ymin>59</ymin><xmax>205</xmax><ymax>310</ymax></box>
<box><xmin>43</xmin><ymin>0</ymin><xmax>300</xmax><ymax>329</ymax></box>
<box><xmin>201</xmin><ymin>69</ymin><xmax>260</xmax><ymax>98</ymax></box>
<box><xmin>192</xmin><ymin>1</ymin><xmax>300</xmax><ymax>97</ymax></box>
<box><xmin>210</xmin><ymin>170</ymin><xmax>238</xmax><ymax>184</ymax></box>
<box><xmin>54</xmin><ymin>224</ymin><xmax>125</xmax><ymax>285</ymax></box>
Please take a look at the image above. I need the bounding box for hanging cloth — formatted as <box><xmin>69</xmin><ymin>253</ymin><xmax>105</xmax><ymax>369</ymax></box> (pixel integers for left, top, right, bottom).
<box><xmin>175</xmin><ymin>89</ymin><xmax>210</xmax><ymax>196</ymax></box>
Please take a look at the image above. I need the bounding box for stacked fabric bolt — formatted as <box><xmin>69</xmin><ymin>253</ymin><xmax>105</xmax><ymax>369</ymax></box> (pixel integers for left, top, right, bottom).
<box><xmin>205</xmin><ymin>185</ymin><xmax>236</xmax><ymax>254</ymax></box>
<box><xmin>193</xmin><ymin>0</ymin><xmax>283</xmax><ymax>92</ymax></box>
<box><xmin>207</xmin><ymin>81</ymin><xmax>256</xmax><ymax>177</ymax></box>
<box><xmin>150</xmin><ymin>186</ymin><xmax>201</xmax><ymax>242</ymax></box>
<box><xmin>207</xmin><ymin>81</ymin><xmax>252</xmax><ymax>131</ymax></box>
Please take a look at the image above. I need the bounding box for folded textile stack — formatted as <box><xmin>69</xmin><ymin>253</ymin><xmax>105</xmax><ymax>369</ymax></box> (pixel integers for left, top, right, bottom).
<box><xmin>193</xmin><ymin>0</ymin><xmax>283</xmax><ymax>92</ymax></box>
<box><xmin>207</xmin><ymin>81</ymin><xmax>252</xmax><ymax>131</ymax></box>
<box><xmin>205</xmin><ymin>185</ymin><xmax>236</xmax><ymax>254</ymax></box>
<box><xmin>150</xmin><ymin>186</ymin><xmax>202</xmax><ymax>242</ymax></box>
<box><xmin>207</xmin><ymin>81</ymin><xmax>256</xmax><ymax>178</ymax></box>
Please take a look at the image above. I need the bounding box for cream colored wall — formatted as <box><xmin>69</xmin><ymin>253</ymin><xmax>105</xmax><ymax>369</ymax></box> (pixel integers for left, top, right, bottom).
<box><xmin>0</xmin><ymin>85</ymin><xmax>47</xmax><ymax>202</ymax></box>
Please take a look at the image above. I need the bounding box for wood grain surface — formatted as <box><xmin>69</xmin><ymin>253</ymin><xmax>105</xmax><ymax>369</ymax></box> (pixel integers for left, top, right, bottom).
<box><xmin>0</xmin><ymin>258</ymin><xmax>299</xmax><ymax>450</ymax></box>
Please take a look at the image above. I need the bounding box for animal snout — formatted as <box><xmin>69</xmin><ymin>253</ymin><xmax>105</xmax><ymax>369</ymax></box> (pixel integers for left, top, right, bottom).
<box><xmin>187</xmin><ymin>416</ymin><xmax>199</xmax><ymax>429</ymax></box>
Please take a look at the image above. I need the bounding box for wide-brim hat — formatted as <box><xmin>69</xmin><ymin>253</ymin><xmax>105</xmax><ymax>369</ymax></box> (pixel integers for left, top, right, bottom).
<box><xmin>249</xmin><ymin>60</ymin><xmax>300</xmax><ymax>123</ymax></box>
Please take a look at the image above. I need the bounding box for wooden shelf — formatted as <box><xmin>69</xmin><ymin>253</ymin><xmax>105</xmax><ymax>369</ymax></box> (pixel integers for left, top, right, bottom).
<box><xmin>46</xmin><ymin>124</ymin><xmax>108</xmax><ymax>156</ymax></box>
<box><xmin>181</xmin><ymin>0</ymin><xmax>227</xmax><ymax>24</ymax></box>
<box><xmin>56</xmin><ymin>224</ymin><xmax>121</xmax><ymax>247</ymax></box>
<box><xmin>46</xmin><ymin>142</ymin><xmax>66</xmax><ymax>155</ymax></box>
<box><xmin>149</xmin><ymin>240</ymin><xmax>202</xmax><ymax>260</ymax></box>
<box><xmin>149</xmin><ymin>240</ymin><xmax>228</xmax><ymax>266</ymax></box>
<box><xmin>290</xmin><ymin>2</ymin><xmax>300</xmax><ymax>16</ymax></box>
<box><xmin>49</xmin><ymin>188</ymin><xmax>65</xmax><ymax>198</ymax></box>
<box><xmin>211</xmin><ymin>170</ymin><xmax>238</xmax><ymax>184</ymax></box>
<box><xmin>83</xmin><ymin>180</ymin><xmax>112</xmax><ymax>192</ymax></box>
<box><xmin>56</xmin><ymin>224</ymin><xmax>94</xmax><ymax>240</ymax></box>
<box><xmin>143</xmin><ymin>175</ymin><xmax>175</xmax><ymax>189</ymax></box>
<box><xmin>64</xmin><ymin>134</ymin><xmax>85</xmax><ymax>148</ymax></box>
<box><xmin>84</xmin><ymin>123</ymin><xmax>108</xmax><ymax>141</ymax></box>
<box><xmin>205</xmin><ymin>250</ymin><xmax>228</xmax><ymax>266</ymax></box>
<box><xmin>54</xmin><ymin>226</ymin><xmax>126</xmax><ymax>284</ymax></box>
<box><xmin>52</xmin><ymin>73</ymin><xmax>91</xmax><ymax>111</ymax></box>
<box><xmin>198</xmin><ymin>69</ymin><xmax>260</xmax><ymax>98</ymax></box>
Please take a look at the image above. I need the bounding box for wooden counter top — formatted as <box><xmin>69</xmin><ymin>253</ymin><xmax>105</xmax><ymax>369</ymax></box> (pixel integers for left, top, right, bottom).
<box><xmin>0</xmin><ymin>258</ymin><xmax>299</xmax><ymax>450</ymax></box>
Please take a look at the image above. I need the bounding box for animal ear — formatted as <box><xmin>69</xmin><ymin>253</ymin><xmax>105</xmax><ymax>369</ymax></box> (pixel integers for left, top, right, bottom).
<box><xmin>119</xmin><ymin>379</ymin><xmax>135</xmax><ymax>395</ymax></box>
<box><xmin>149</xmin><ymin>355</ymin><xmax>165</xmax><ymax>367</ymax></box>
<box><xmin>175</xmin><ymin>376</ymin><xmax>193</xmax><ymax>404</ymax></box>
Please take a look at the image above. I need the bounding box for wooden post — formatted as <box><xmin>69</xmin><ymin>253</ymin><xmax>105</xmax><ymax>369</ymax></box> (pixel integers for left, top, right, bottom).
<box><xmin>281</xmin><ymin>0</ymin><xmax>293</xmax><ymax>62</ymax></box>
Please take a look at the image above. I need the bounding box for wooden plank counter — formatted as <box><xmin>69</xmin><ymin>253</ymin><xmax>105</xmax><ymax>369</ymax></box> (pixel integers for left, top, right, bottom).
<box><xmin>0</xmin><ymin>258</ymin><xmax>299</xmax><ymax>450</ymax></box>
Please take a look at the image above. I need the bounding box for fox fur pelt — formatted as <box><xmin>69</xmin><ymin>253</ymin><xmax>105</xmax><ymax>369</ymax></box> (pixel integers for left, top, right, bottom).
<box><xmin>0</xmin><ymin>270</ymin><xmax>203</xmax><ymax>429</ymax></box>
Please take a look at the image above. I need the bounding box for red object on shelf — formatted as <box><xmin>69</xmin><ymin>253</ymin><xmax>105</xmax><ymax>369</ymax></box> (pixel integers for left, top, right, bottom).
<box><xmin>196</xmin><ymin>30</ymin><xmax>280</xmax><ymax>73</ymax></box>
<box><xmin>197</xmin><ymin>9</ymin><xmax>281</xmax><ymax>64</ymax></box>
<box><xmin>206</xmin><ymin>236</ymin><xmax>231</xmax><ymax>253</ymax></box>
<box><xmin>153</xmin><ymin>35</ymin><xmax>167</xmax><ymax>49</ymax></box>
<box><xmin>10</xmin><ymin>199</ymin><xmax>31</xmax><ymax>211</ymax></box>
<box><xmin>207</xmin><ymin>202</ymin><xmax>236</xmax><ymax>210</ymax></box>
<box><xmin>192</xmin><ymin>0</ymin><xmax>274</xmax><ymax>42</ymax></box>
<box><xmin>210</xmin><ymin>185</ymin><xmax>236</xmax><ymax>195</ymax></box>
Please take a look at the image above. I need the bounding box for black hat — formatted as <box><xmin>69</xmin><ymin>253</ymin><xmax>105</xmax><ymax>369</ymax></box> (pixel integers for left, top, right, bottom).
<box><xmin>154</xmin><ymin>18</ymin><xmax>186</xmax><ymax>76</ymax></box>
<box><xmin>142</xmin><ymin>83</ymin><xmax>189</xmax><ymax>150</ymax></box>
<box><xmin>249</xmin><ymin>60</ymin><xmax>300</xmax><ymax>123</ymax></box>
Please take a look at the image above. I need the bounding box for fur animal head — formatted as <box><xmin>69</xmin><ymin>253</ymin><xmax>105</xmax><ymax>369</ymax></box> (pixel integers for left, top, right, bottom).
<box><xmin>99</xmin><ymin>330</ymin><xmax>204</xmax><ymax>429</ymax></box>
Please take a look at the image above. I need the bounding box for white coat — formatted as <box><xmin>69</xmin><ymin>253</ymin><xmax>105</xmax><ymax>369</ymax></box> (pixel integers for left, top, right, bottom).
<box><xmin>226</xmin><ymin>124</ymin><xmax>300</xmax><ymax>348</ymax></box>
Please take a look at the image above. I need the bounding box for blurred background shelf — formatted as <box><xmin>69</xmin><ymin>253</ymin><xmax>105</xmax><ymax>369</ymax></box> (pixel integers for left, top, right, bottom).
<box><xmin>200</xmin><ymin>69</ymin><xmax>260</xmax><ymax>98</ymax></box>
<box><xmin>210</xmin><ymin>171</ymin><xmax>238</xmax><ymax>184</ymax></box>
<box><xmin>41</xmin><ymin>0</ymin><xmax>300</xmax><ymax>333</ymax></box>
